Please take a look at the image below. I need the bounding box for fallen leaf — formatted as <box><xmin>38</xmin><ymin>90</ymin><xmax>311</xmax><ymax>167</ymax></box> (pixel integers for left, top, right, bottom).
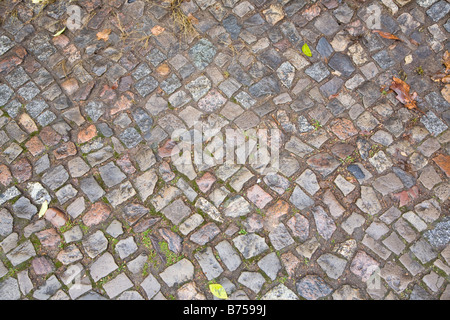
<box><xmin>433</xmin><ymin>153</ymin><xmax>450</xmax><ymax>177</ymax></box>
<box><xmin>209</xmin><ymin>284</ymin><xmax>228</xmax><ymax>300</ymax></box>
<box><xmin>38</xmin><ymin>200</ymin><xmax>48</xmax><ymax>218</ymax></box>
<box><xmin>444</xmin><ymin>50</ymin><xmax>450</xmax><ymax>73</ymax></box>
<box><xmin>53</xmin><ymin>27</ymin><xmax>66</xmax><ymax>37</ymax></box>
<box><xmin>431</xmin><ymin>73</ymin><xmax>450</xmax><ymax>83</ymax></box>
<box><xmin>372</xmin><ymin>30</ymin><xmax>401</xmax><ymax>41</ymax></box>
<box><xmin>151</xmin><ymin>25</ymin><xmax>165</xmax><ymax>36</ymax></box>
<box><xmin>331</xmin><ymin>70</ymin><xmax>341</xmax><ymax>77</ymax></box>
<box><xmin>347</xmin><ymin>176</ymin><xmax>357</xmax><ymax>183</ymax></box>
<box><xmin>328</xmin><ymin>93</ymin><xmax>339</xmax><ymax>100</ymax></box>
<box><xmin>390</xmin><ymin>77</ymin><xmax>418</xmax><ymax>110</ymax></box>
<box><xmin>97</xmin><ymin>29</ymin><xmax>111</xmax><ymax>41</ymax></box>
<box><xmin>301</xmin><ymin>42</ymin><xmax>312</xmax><ymax>57</ymax></box>
<box><xmin>393</xmin><ymin>149</ymin><xmax>409</xmax><ymax>166</ymax></box>
<box><xmin>187</xmin><ymin>13</ymin><xmax>199</xmax><ymax>25</ymax></box>
<box><xmin>442</xmin><ymin>84</ymin><xmax>450</xmax><ymax>104</ymax></box>
<box><xmin>404</xmin><ymin>55</ymin><xmax>413</xmax><ymax>65</ymax></box>
<box><xmin>409</xmin><ymin>38</ymin><xmax>420</xmax><ymax>46</ymax></box>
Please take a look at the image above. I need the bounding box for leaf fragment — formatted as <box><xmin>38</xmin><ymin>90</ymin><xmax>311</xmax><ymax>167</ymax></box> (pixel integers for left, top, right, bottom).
<box><xmin>96</xmin><ymin>29</ymin><xmax>111</xmax><ymax>41</ymax></box>
<box><xmin>53</xmin><ymin>27</ymin><xmax>66</xmax><ymax>37</ymax></box>
<box><xmin>404</xmin><ymin>55</ymin><xmax>413</xmax><ymax>65</ymax></box>
<box><xmin>187</xmin><ymin>13</ymin><xmax>199</xmax><ymax>25</ymax></box>
<box><xmin>302</xmin><ymin>42</ymin><xmax>312</xmax><ymax>57</ymax></box>
<box><xmin>209</xmin><ymin>284</ymin><xmax>228</xmax><ymax>300</ymax></box>
<box><xmin>372</xmin><ymin>30</ymin><xmax>401</xmax><ymax>41</ymax></box>
<box><xmin>442</xmin><ymin>84</ymin><xmax>450</xmax><ymax>104</ymax></box>
<box><xmin>444</xmin><ymin>50</ymin><xmax>450</xmax><ymax>73</ymax></box>
<box><xmin>38</xmin><ymin>200</ymin><xmax>48</xmax><ymax>218</ymax></box>
<box><xmin>431</xmin><ymin>73</ymin><xmax>450</xmax><ymax>83</ymax></box>
<box><xmin>151</xmin><ymin>25</ymin><xmax>165</xmax><ymax>36</ymax></box>
<box><xmin>409</xmin><ymin>38</ymin><xmax>420</xmax><ymax>46</ymax></box>
<box><xmin>389</xmin><ymin>77</ymin><xmax>418</xmax><ymax>110</ymax></box>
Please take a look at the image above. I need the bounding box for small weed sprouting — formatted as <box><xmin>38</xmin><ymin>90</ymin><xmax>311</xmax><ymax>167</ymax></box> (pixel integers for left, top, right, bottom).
<box><xmin>278</xmin><ymin>276</ymin><xmax>288</xmax><ymax>284</ymax></box>
<box><xmin>311</xmin><ymin>119</ymin><xmax>322</xmax><ymax>131</ymax></box>
<box><xmin>148</xmin><ymin>249</ymin><xmax>159</xmax><ymax>267</ymax></box>
<box><xmin>415</xmin><ymin>66</ymin><xmax>424</xmax><ymax>76</ymax></box>
<box><xmin>159</xmin><ymin>241</ymin><xmax>183</xmax><ymax>266</ymax></box>
<box><xmin>238</xmin><ymin>228</ymin><xmax>247</xmax><ymax>235</ymax></box>
<box><xmin>109</xmin><ymin>237</ymin><xmax>119</xmax><ymax>251</ymax></box>
<box><xmin>368</xmin><ymin>144</ymin><xmax>382</xmax><ymax>158</ymax></box>
<box><xmin>340</xmin><ymin>155</ymin><xmax>355</xmax><ymax>164</ymax></box>
<box><xmin>255</xmin><ymin>208</ymin><xmax>264</xmax><ymax>216</ymax></box>
<box><xmin>79</xmin><ymin>223</ymin><xmax>89</xmax><ymax>234</ymax></box>
<box><xmin>59</xmin><ymin>220</ymin><xmax>75</xmax><ymax>234</ymax></box>
<box><xmin>141</xmin><ymin>229</ymin><xmax>153</xmax><ymax>250</ymax></box>
<box><xmin>142</xmin><ymin>261</ymin><xmax>150</xmax><ymax>277</ymax></box>
<box><xmin>58</xmin><ymin>239</ymin><xmax>68</xmax><ymax>250</ymax></box>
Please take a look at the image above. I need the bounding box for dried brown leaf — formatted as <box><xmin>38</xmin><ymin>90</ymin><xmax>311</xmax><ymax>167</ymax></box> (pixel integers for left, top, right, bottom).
<box><xmin>96</xmin><ymin>29</ymin><xmax>111</xmax><ymax>41</ymax></box>
<box><xmin>390</xmin><ymin>77</ymin><xmax>418</xmax><ymax>110</ymax></box>
<box><xmin>187</xmin><ymin>13</ymin><xmax>199</xmax><ymax>25</ymax></box>
<box><xmin>151</xmin><ymin>25</ymin><xmax>165</xmax><ymax>36</ymax></box>
<box><xmin>372</xmin><ymin>30</ymin><xmax>401</xmax><ymax>41</ymax></box>
<box><xmin>444</xmin><ymin>50</ymin><xmax>450</xmax><ymax>73</ymax></box>
<box><xmin>442</xmin><ymin>84</ymin><xmax>450</xmax><ymax>104</ymax></box>
<box><xmin>409</xmin><ymin>38</ymin><xmax>420</xmax><ymax>46</ymax></box>
<box><xmin>328</xmin><ymin>93</ymin><xmax>339</xmax><ymax>100</ymax></box>
<box><xmin>431</xmin><ymin>73</ymin><xmax>450</xmax><ymax>83</ymax></box>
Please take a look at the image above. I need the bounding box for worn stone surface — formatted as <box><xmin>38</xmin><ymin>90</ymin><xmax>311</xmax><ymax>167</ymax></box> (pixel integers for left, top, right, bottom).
<box><xmin>233</xmin><ymin>233</ymin><xmax>269</xmax><ymax>259</ymax></box>
<box><xmin>6</xmin><ymin>240</ymin><xmax>36</xmax><ymax>266</ymax></box>
<box><xmin>296</xmin><ymin>275</ymin><xmax>333</xmax><ymax>300</ymax></box>
<box><xmin>424</xmin><ymin>217</ymin><xmax>450</xmax><ymax>249</ymax></box>
<box><xmin>82</xmin><ymin>231</ymin><xmax>108</xmax><ymax>259</ymax></box>
<box><xmin>190</xmin><ymin>223</ymin><xmax>220</xmax><ymax>246</ymax></box>
<box><xmin>195</xmin><ymin>247</ymin><xmax>224</xmax><ymax>280</ymax></box>
<box><xmin>350</xmin><ymin>251</ymin><xmax>380</xmax><ymax>283</ymax></box>
<box><xmin>215</xmin><ymin>240</ymin><xmax>241</xmax><ymax>272</ymax></box>
<box><xmin>159</xmin><ymin>259</ymin><xmax>195</xmax><ymax>287</ymax></box>
<box><xmin>317</xmin><ymin>253</ymin><xmax>347</xmax><ymax>280</ymax></box>
<box><xmin>262</xmin><ymin>284</ymin><xmax>298</xmax><ymax>300</ymax></box>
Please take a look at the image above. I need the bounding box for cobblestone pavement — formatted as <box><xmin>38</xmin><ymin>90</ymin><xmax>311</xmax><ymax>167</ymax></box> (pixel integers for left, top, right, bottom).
<box><xmin>0</xmin><ymin>0</ymin><xmax>449</xmax><ymax>300</ymax></box>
